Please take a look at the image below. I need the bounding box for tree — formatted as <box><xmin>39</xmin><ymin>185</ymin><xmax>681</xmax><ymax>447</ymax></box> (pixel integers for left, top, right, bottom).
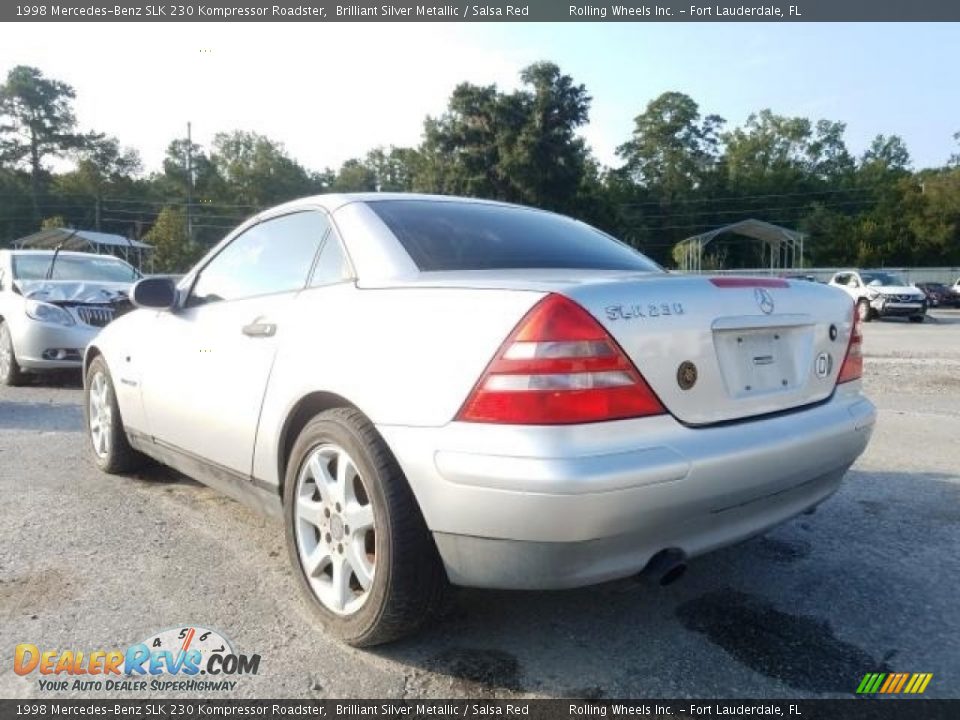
<box><xmin>0</xmin><ymin>66</ymin><xmax>83</xmax><ymax>219</ymax></box>
<box><xmin>144</xmin><ymin>206</ymin><xmax>201</xmax><ymax>273</ymax></box>
<box><xmin>415</xmin><ymin>62</ymin><xmax>593</xmax><ymax>215</ymax></box>
<box><xmin>56</xmin><ymin>134</ymin><xmax>142</xmax><ymax>229</ymax></box>
<box><xmin>860</xmin><ymin>134</ymin><xmax>911</xmax><ymax>176</ymax></box>
<box><xmin>418</xmin><ymin>82</ymin><xmax>509</xmax><ymax>198</ymax></box>
<box><xmin>210</xmin><ymin>130</ymin><xmax>318</xmax><ymax>208</ymax></box>
<box><xmin>363</xmin><ymin>146</ymin><xmax>418</xmax><ymax>191</ymax></box>
<box><xmin>331</xmin><ymin>158</ymin><xmax>377</xmax><ymax>192</ymax></box>
<box><xmin>616</xmin><ymin>92</ymin><xmax>724</xmax><ymax>200</ymax></box>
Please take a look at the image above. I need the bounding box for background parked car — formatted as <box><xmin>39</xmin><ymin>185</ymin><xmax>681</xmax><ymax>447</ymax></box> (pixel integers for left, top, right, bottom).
<box><xmin>829</xmin><ymin>269</ymin><xmax>927</xmax><ymax>322</ymax></box>
<box><xmin>915</xmin><ymin>282</ymin><xmax>957</xmax><ymax>308</ymax></box>
<box><xmin>950</xmin><ymin>278</ymin><xmax>960</xmax><ymax>306</ymax></box>
<box><xmin>0</xmin><ymin>249</ymin><xmax>138</xmax><ymax>385</ymax></box>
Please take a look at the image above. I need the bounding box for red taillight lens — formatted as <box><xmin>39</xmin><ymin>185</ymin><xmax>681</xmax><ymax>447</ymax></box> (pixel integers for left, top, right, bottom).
<box><xmin>837</xmin><ymin>304</ymin><xmax>863</xmax><ymax>384</ymax></box>
<box><xmin>456</xmin><ymin>294</ymin><xmax>666</xmax><ymax>424</ymax></box>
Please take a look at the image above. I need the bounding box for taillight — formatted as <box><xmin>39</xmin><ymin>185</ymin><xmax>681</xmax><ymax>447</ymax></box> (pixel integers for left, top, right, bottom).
<box><xmin>456</xmin><ymin>294</ymin><xmax>666</xmax><ymax>424</ymax></box>
<box><xmin>837</xmin><ymin>304</ymin><xmax>863</xmax><ymax>384</ymax></box>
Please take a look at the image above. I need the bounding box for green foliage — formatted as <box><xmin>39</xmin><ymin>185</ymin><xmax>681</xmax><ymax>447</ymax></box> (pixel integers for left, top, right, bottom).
<box><xmin>0</xmin><ymin>65</ymin><xmax>84</xmax><ymax>219</ymax></box>
<box><xmin>144</xmin><ymin>206</ymin><xmax>202</xmax><ymax>274</ymax></box>
<box><xmin>415</xmin><ymin>62</ymin><xmax>592</xmax><ymax>215</ymax></box>
<box><xmin>0</xmin><ymin>63</ymin><xmax>958</xmax><ymax>269</ymax></box>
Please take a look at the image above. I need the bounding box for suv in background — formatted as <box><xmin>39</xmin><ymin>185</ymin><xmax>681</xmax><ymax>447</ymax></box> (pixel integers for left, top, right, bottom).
<box><xmin>829</xmin><ymin>270</ymin><xmax>927</xmax><ymax>323</ymax></box>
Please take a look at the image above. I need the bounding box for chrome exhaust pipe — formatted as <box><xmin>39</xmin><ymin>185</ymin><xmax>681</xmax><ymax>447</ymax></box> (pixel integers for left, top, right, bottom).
<box><xmin>641</xmin><ymin>548</ymin><xmax>688</xmax><ymax>586</ymax></box>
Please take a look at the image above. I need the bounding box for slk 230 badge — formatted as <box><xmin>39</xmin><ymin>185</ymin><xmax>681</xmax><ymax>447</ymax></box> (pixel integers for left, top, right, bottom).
<box><xmin>605</xmin><ymin>302</ymin><xmax>685</xmax><ymax>320</ymax></box>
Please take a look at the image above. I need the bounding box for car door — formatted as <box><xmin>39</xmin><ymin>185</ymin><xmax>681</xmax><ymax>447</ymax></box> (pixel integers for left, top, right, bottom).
<box><xmin>140</xmin><ymin>210</ymin><xmax>332</xmax><ymax>476</ymax></box>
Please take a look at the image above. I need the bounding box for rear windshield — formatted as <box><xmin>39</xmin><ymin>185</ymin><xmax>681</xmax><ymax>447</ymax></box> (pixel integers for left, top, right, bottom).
<box><xmin>366</xmin><ymin>200</ymin><xmax>661</xmax><ymax>273</ymax></box>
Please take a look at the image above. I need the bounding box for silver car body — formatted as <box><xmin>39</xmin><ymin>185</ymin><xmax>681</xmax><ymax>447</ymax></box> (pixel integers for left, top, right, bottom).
<box><xmin>0</xmin><ymin>250</ymin><xmax>134</xmax><ymax>370</ymax></box>
<box><xmin>86</xmin><ymin>194</ymin><xmax>875</xmax><ymax>589</ymax></box>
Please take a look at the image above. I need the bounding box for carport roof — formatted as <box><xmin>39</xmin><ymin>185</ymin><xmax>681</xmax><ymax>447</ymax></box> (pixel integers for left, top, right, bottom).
<box><xmin>15</xmin><ymin>228</ymin><xmax>152</xmax><ymax>251</ymax></box>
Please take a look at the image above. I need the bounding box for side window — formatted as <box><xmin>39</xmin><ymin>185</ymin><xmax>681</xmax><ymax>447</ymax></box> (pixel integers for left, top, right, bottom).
<box><xmin>309</xmin><ymin>236</ymin><xmax>351</xmax><ymax>287</ymax></box>
<box><xmin>188</xmin><ymin>211</ymin><xmax>330</xmax><ymax>306</ymax></box>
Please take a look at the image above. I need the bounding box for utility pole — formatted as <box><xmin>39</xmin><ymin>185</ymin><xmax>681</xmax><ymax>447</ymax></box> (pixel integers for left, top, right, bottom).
<box><xmin>186</xmin><ymin>121</ymin><xmax>194</xmax><ymax>246</ymax></box>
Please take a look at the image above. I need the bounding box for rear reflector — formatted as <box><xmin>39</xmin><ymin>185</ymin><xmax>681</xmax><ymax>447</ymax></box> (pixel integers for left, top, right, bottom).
<box><xmin>456</xmin><ymin>294</ymin><xmax>666</xmax><ymax>424</ymax></box>
<box><xmin>837</xmin><ymin>303</ymin><xmax>863</xmax><ymax>384</ymax></box>
<box><xmin>710</xmin><ymin>277</ymin><xmax>789</xmax><ymax>288</ymax></box>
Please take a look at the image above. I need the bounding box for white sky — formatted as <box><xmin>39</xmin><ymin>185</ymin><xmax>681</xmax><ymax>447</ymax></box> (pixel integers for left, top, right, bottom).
<box><xmin>0</xmin><ymin>23</ymin><xmax>533</xmax><ymax>174</ymax></box>
<box><xmin>1</xmin><ymin>22</ymin><xmax>957</xmax><ymax>175</ymax></box>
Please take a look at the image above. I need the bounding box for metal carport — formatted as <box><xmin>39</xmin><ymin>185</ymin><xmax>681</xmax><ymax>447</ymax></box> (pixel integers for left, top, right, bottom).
<box><xmin>14</xmin><ymin>228</ymin><xmax>152</xmax><ymax>270</ymax></box>
<box><xmin>676</xmin><ymin>219</ymin><xmax>805</xmax><ymax>272</ymax></box>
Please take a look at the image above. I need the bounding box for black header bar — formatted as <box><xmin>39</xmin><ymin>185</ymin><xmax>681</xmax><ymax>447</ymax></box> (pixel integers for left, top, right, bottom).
<box><xmin>3</xmin><ymin>1</ymin><xmax>960</xmax><ymax>22</ymax></box>
<box><xmin>1</xmin><ymin>699</ymin><xmax>958</xmax><ymax>720</ymax></box>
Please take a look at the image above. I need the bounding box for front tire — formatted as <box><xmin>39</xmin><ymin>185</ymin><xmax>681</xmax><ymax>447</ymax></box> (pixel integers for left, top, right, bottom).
<box><xmin>857</xmin><ymin>299</ymin><xmax>873</xmax><ymax>323</ymax></box>
<box><xmin>84</xmin><ymin>356</ymin><xmax>147</xmax><ymax>473</ymax></box>
<box><xmin>0</xmin><ymin>320</ymin><xmax>25</xmax><ymax>386</ymax></box>
<box><xmin>283</xmin><ymin>407</ymin><xmax>445</xmax><ymax>646</ymax></box>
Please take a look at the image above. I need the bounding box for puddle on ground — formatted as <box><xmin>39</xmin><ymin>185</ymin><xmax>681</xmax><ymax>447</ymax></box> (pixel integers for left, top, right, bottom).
<box><xmin>677</xmin><ymin>589</ymin><xmax>888</xmax><ymax>693</ymax></box>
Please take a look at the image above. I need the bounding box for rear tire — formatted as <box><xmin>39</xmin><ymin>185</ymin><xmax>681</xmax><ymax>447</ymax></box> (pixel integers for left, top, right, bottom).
<box><xmin>84</xmin><ymin>356</ymin><xmax>147</xmax><ymax>473</ymax></box>
<box><xmin>857</xmin><ymin>299</ymin><xmax>873</xmax><ymax>323</ymax></box>
<box><xmin>0</xmin><ymin>320</ymin><xmax>26</xmax><ymax>386</ymax></box>
<box><xmin>283</xmin><ymin>407</ymin><xmax>445</xmax><ymax>646</ymax></box>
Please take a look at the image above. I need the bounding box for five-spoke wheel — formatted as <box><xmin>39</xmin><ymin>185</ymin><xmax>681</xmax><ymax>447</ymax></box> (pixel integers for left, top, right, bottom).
<box><xmin>283</xmin><ymin>407</ymin><xmax>445</xmax><ymax>646</ymax></box>
<box><xmin>294</xmin><ymin>444</ymin><xmax>376</xmax><ymax>616</ymax></box>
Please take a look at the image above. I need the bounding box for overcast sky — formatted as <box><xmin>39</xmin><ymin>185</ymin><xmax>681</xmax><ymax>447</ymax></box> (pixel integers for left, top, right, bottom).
<box><xmin>0</xmin><ymin>22</ymin><xmax>956</xmax><ymax>174</ymax></box>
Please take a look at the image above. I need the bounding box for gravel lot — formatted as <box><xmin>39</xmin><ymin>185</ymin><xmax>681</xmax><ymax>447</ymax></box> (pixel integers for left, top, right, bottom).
<box><xmin>1</xmin><ymin>311</ymin><xmax>958</xmax><ymax>700</ymax></box>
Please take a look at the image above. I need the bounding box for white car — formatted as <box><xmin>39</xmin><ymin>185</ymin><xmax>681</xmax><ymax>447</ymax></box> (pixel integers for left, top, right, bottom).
<box><xmin>83</xmin><ymin>194</ymin><xmax>875</xmax><ymax>645</ymax></box>
<box><xmin>951</xmin><ymin>278</ymin><xmax>960</xmax><ymax>304</ymax></box>
<box><xmin>0</xmin><ymin>250</ymin><xmax>138</xmax><ymax>385</ymax></box>
<box><xmin>828</xmin><ymin>269</ymin><xmax>927</xmax><ymax>323</ymax></box>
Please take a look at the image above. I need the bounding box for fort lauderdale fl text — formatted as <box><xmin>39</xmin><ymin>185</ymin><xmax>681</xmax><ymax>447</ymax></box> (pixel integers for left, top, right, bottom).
<box><xmin>569</xmin><ymin>4</ymin><xmax>803</xmax><ymax>17</ymax></box>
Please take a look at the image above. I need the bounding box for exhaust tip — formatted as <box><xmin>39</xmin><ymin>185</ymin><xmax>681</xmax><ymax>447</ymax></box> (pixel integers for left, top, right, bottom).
<box><xmin>659</xmin><ymin>563</ymin><xmax>687</xmax><ymax>586</ymax></box>
<box><xmin>640</xmin><ymin>548</ymin><xmax>688</xmax><ymax>586</ymax></box>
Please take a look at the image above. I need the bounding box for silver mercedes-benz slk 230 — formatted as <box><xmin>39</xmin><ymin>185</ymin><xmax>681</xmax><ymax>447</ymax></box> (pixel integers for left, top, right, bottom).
<box><xmin>83</xmin><ymin>193</ymin><xmax>875</xmax><ymax>645</ymax></box>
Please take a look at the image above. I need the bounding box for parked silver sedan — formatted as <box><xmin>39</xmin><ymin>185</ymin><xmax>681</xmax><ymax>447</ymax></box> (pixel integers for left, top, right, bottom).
<box><xmin>83</xmin><ymin>194</ymin><xmax>875</xmax><ymax>645</ymax></box>
<box><xmin>0</xmin><ymin>250</ymin><xmax>137</xmax><ymax>385</ymax></box>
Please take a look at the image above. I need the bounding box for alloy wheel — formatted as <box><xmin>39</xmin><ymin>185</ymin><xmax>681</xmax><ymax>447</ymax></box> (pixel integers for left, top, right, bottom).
<box><xmin>88</xmin><ymin>371</ymin><xmax>112</xmax><ymax>459</ymax></box>
<box><xmin>294</xmin><ymin>444</ymin><xmax>376</xmax><ymax>616</ymax></box>
<box><xmin>0</xmin><ymin>324</ymin><xmax>11</xmax><ymax>378</ymax></box>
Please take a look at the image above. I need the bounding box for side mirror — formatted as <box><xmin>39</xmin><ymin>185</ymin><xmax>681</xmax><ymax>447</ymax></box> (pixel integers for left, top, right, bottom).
<box><xmin>131</xmin><ymin>277</ymin><xmax>177</xmax><ymax>310</ymax></box>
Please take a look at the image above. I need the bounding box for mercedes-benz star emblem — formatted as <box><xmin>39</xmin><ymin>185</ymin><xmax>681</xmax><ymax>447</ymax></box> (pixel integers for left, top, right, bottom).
<box><xmin>754</xmin><ymin>287</ymin><xmax>775</xmax><ymax>315</ymax></box>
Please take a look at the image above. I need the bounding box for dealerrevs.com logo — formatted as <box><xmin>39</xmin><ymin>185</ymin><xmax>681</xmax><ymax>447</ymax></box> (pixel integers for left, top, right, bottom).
<box><xmin>15</xmin><ymin>625</ymin><xmax>261</xmax><ymax>692</ymax></box>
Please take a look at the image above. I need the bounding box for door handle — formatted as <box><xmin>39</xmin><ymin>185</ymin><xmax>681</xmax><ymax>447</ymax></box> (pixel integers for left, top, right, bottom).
<box><xmin>242</xmin><ymin>321</ymin><xmax>277</xmax><ymax>338</ymax></box>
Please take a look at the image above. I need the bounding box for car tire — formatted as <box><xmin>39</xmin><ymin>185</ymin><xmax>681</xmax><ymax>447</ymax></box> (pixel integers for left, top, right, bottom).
<box><xmin>84</xmin><ymin>356</ymin><xmax>148</xmax><ymax>474</ymax></box>
<box><xmin>0</xmin><ymin>320</ymin><xmax>26</xmax><ymax>386</ymax></box>
<box><xmin>857</xmin><ymin>299</ymin><xmax>873</xmax><ymax>323</ymax></box>
<box><xmin>909</xmin><ymin>315</ymin><xmax>925</xmax><ymax>323</ymax></box>
<box><xmin>283</xmin><ymin>407</ymin><xmax>445</xmax><ymax>647</ymax></box>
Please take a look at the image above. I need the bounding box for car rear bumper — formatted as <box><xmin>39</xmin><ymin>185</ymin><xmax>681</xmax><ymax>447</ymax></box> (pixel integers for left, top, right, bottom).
<box><xmin>378</xmin><ymin>386</ymin><xmax>875</xmax><ymax>589</ymax></box>
<box><xmin>13</xmin><ymin>321</ymin><xmax>98</xmax><ymax>370</ymax></box>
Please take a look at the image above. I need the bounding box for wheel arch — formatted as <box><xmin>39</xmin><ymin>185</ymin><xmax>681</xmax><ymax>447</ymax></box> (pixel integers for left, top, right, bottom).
<box><xmin>83</xmin><ymin>344</ymin><xmax>104</xmax><ymax>380</ymax></box>
<box><xmin>277</xmin><ymin>391</ymin><xmax>367</xmax><ymax>492</ymax></box>
<box><xmin>274</xmin><ymin>392</ymin><xmax>436</xmax><ymax>540</ymax></box>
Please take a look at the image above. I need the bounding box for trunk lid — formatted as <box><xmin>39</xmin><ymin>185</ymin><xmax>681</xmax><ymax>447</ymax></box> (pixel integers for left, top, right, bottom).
<box><xmin>371</xmin><ymin>269</ymin><xmax>857</xmax><ymax>426</ymax></box>
<box><xmin>563</xmin><ymin>275</ymin><xmax>856</xmax><ymax>425</ymax></box>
